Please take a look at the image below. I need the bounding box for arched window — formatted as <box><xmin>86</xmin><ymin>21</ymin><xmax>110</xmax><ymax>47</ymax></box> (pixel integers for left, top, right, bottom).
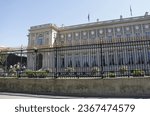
<box><xmin>36</xmin><ymin>53</ymin><xmax>43</xmax><ymax>70</ymax></box>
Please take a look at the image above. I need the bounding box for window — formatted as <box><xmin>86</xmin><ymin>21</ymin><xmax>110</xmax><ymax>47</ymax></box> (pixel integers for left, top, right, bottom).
<box><xmin>68</xmin><ymin>57</ymin><xmax>72</xmax><ymax>67</ymax></box>
<box><xmin>137</xmin><ymin>52</ymin><xmax>144</xmax><ymax>64</ymax></box>
<box><xmin>109</xmin><ymin>54</ymin><xmax>114</xmax><ymax>66</ymax></box>
<box><xmin>118</xmin><ymin>54</ymin><xmax>123</xmax><ymax>65</ymax></box>
<box><xmin>83</xmin><ymin>62</ymin><xmax>89</xmax><ymax>67</ymax></box>
<box><xmin>92</xmin><ymin>55</ymin><xmax>97</xmax><ymax>67</ymax></box>
<box><xmin>135</xmin><ymin>33</ymin><xmax>141</xmax><ymax>38</ymax></box>
<box><xmin>83</xmin><ymin>55</ymin><xmax>89</xmax><ymax>67</ymax></box>
<box><xmin>107</xmin><ymin>36</ymin><xmax>112</xmax><ymax>40</ymax></box>
<box><xmin>128</xmin><ymin>53</ymin><xmax>134</xmax><ymax>65</ymax></box>
<box><xmin>147</xmin><ymin>51</ymin><xmax>150</xmax><ymax>64</ymax></box>
<box><xmin>61</xmin><ymin>57</ymin><xmax>65</xmax><ymax>68</ymax></box>
<box><xmin>102</xmin><ymin>55</ymin><xmax>106</xmax><ymax>66</ymax></box>
<box><xmin>36</xmin><ymin>37</ymin><xmax>43</xmax><ymax>45</ymax></box>
<box><xmin>145</xmin><ymin>32</ymin><xmax>150</xmax><ymax>38</ymax></box>
<box><xmin>75</xmin><ymin>56</ymin><xmax>80</xmax><ymax>67</ymax></box>
<box><xmin>116</xmin><ymin>35</ymin><xmax>121</xmax><ymax>39</ymax></box>
<box><xmin>126</xmin><ymin>34</ymin><xmax>131</xmax><ymax>38</ymax></box>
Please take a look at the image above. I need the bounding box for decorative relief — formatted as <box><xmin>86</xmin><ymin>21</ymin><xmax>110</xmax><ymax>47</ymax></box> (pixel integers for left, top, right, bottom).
<box><xmin>75</xmin><ymin>33</ymin><xmax>79</xmax><ymax>36</ymax></box>
<box><xmin>74</xmin><ymin>32</ymin><xmax>80</xmax><ymax>40</ymax></box>
<box><xmin>117</xmin><ymin>28</ymin><xmax>120</xmax><ymax>32</ymax></box>
<box><xmin>66</xmin><ymin>33</ymin><xmax>72</xmax><ymax>40</ymax></box>
<box><xmin>99</xmin><ymin>29</ymin><xmax>103</xmax><ymax>34</ymax></box>
<box><xmin>89</xmin><ymin>30</ymin><xmax>96</xmax><ymax>39</ymax></box>
<box><xmin>145</xmin><ymin>25</ymin><xmax>149</xmax><ymax>29</ymax></box>
<box><xmin>126</xmin><ymin>27</ymin><xmax>130</xmax><ymax>31</ymax></box>
<box><xmin>97</xmin><ymin>29</ymin><xmax>105</xmax><ymax>39</ymax></box>
<box><xmin>68</xmin><ymin>33</ymin><xmax>71</xmax><ymax>38</ymax></box>
<box><xmin>81</xmin><ymin>31</ymin><xmax>88</xmax><ymax>39</ymax></box>
<box><xmin>124</xmin><ymin>26</ymin><xmax>132</xmax><ymax>34</ymax></box>
<box><xmin>143</xmin><ymin>24</ymin><xmax>150</xmax><ymax>31</ymax></box>
<box><xmin>134</xmin><ymin>25</ymin><xmax>141</xmax><ymax>32</ymax></box>
<box><xmin>83</xmin><ymin>32</ymin><xmax>87</xmax><ymax>36</ymax></box>
<box><xmin>135</xmin><ymin>25</ymin><xmax>139</xmax><ymax>30</ymax></box>
<box><xmin>115</xmin><ymin>27</ymin><xmax>122</xmax><ymax>37</ymax></box>
<box><xmin>106</xmin><ymin>28</ymin><xmax>113</xmax><ymax>35</ymax></box>
<box><xmin>108</xmin><ymin>29</ymin><xmax>112</xmax><ymax>33</ymax></box>
<box><xmin>91</xmin><ymin>31</ymin><xmax>95</xmax><ymax>35</ymax></box>
<box><xmin>60</xmin><ymin>34</ymin><xmax>64</xmax><ymax>39</ymax></box>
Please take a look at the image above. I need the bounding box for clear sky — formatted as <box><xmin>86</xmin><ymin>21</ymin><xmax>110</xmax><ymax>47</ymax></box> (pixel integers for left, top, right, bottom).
<box><xmin>0</xmin><ymin>0</ymin><xmax>150</xmax><ymax>47</ymax></box>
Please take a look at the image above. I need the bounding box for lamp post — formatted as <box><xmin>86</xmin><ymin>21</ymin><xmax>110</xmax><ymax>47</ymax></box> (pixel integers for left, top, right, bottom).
<box><xmin>34</xmin><ymin>47</ymin><xmax>38</xmax><ymax>71</ymax></box>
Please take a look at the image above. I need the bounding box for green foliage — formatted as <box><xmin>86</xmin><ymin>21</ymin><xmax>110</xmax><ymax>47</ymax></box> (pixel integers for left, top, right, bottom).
<box><xmin>91</xmin><ymin>67</ymin><xmax>100</xmax><ymax>75</ymax></box>
<box><xmin>119</xmin><ymin>66</ymin><xmax>128</xmax><ymax>74</ymax></box>
<box><xmin>25</xmin><ymin>70</ymin><xmax>48</xmax><ymax>78</ymax></box>
<box><xmin>36</xmin><ymin>71</ymin><xmax>48</xmax><ymax>78</ymax></box>
<box><xmin>108</xmin><ymin>72</ymin><xmax>116</xmax><ymax>78</ymax></box>
<box><xmin>65</xmin><ymin>67</ymin><xmax>74</xmax><ymax>72</ymax></box>
<box><xmin>25</xmin><ymin>70</ymin><xmax>36</xmax><ymax>78</ymax></box>
<box><xmin>45</xmin><ymin>68</ymin><xmax>52</xmax><ymax>73</ymax></box>
<box><xmin>0</xmin><ymin>53</ymin><xmax>8</xmax><ymax>69</ymax></box>
<box><xmin>133</xmin><ymin>69</ymin><xmax>144</xmax><ymax>76</ymax></box>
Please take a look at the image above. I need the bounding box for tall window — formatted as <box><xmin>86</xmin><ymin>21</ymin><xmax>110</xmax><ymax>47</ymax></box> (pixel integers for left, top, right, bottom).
<box><xmin>83</xmin><ymin>55</ymin><xmax>89</xmax><ymax>67</ymax></box>
<box><xmin>135</xmin><ymin>33</ymin><xmax>141</xmax><ymax>38</ymax></box>
<box><xmin>148</xmin><ymin>51</ymin><xmax>150</xmax><ymax>64</ymax></box>
<box><xmin>118</xmin><ymin>54</ymin><xmax>123</xmax><ymax>65</ymax></box>
<box><xmin>145</xmin><ymin>32</ymin><xmax>150</xmax><ymax>38</ymax></box>
<box><xmin>107</xmin><ymin>36</ymin><xmax>112</xmax><ymax>40</ymax></box>
<box><xmin>61</xmin><ymin>57</ymin><xmax>65</xmax><ymax>68</ymax></box>
<box><xmin>109</xmin><ymin>54</ymin><xmax>114</xmax><ymax>66</ymax></box>
<box><xmin>36</xmin><ymin>36</ymin><xmax>44</xmax><ymax>45</ymax></box>
<box><xmin>75</xmin><ymin>56</ymin><xmax>80</xmax><ymax>67</ymax></box>
<box><xmin>137</xmin><ymin>52</ymin><xmax>144</xmax><ymax>64</ymax></box>
<box><xmin>128</xmin><ymin>53</ymin><xmax>134</xmax><ymax>65</ymax></box>
<box><xmin>116</xmin><ymin>35</ymin><xmax>121</xmax><ymax>39</ymax></box>
<box><xmin>102</xmin><ymin>55</ymin><xmax>106</xmax><ymax>66</ymax></box>
<box><xmin>126</xmin><ymin>33</ymin><xmax>131</xmax><ymax>38</ymax></box>
<box><xmin>92</xmin><ymin>55</ymin><xmax>97</xmax><ymax>67</ymax></box>
<box><xmin>68</xmin><ymin>57</ymin><xmax>72</xmax><ymax>67</ymax></box>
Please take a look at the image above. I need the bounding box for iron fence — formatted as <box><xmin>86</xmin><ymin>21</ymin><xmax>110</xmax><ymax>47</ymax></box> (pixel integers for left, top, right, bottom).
<box><xmin>0</xmin><ymin>39</ymin><xmax>150</xmax><ymax>78</ymax></box>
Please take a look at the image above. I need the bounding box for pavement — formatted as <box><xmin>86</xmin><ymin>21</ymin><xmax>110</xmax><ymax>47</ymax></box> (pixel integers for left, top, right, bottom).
<box><xmin>0</xmin><ymin>92</ymin><xmax>80</xmax><ymax>99</ymax></box>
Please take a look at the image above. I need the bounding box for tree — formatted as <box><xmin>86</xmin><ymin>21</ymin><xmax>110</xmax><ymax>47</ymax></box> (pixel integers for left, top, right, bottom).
<box><xmin>0</xmin><ymin>52</ymin><xmax>8</xmax><ymax>69</ymax></box>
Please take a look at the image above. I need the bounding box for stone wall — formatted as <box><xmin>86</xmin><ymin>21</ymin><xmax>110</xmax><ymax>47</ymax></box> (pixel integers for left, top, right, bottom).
<box><xmin>0</xmin><ymin>78</ymin><xmax>150</xmax><ymax>98</ymax></box>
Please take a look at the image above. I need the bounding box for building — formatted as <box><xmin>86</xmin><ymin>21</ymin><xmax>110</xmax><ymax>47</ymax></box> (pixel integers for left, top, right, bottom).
<box><xmin>27</xmin><ymin>14</ymin><xmax>150</xmax><ymax>76</ymax></box>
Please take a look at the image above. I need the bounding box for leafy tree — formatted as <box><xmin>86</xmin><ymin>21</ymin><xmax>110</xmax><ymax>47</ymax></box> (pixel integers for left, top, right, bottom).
<box><xmin>0</xmin><ymin>52</ymin><xmax>8</xmax><ymax>69</ymax></box>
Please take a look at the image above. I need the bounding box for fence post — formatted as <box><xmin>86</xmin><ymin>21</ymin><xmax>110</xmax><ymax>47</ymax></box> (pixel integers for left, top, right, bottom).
<box><xmin>54</xmin><ymin>46</ymin><xmax>58</xmax><ymax>78</ymax></box>
<box><xmin>100</xmin><ymin>42</ymin><xmax>103</xmax><ymax>78</ymax></box>
<box><xmin>21</xmin><ymin>46</ymin><xmax>23</xmax><ymax>70</ymax></box>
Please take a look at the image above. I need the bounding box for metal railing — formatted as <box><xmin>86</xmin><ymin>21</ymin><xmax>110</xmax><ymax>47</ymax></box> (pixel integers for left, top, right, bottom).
<box><xmin>0</xmin><ymin>39</ymin><xmax>150</xmax><ymax>78</ymax></box>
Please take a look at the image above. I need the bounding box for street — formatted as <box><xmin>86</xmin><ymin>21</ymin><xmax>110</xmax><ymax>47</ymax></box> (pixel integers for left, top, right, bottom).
<box><xmin>0</xmin><ymin>92</ymin><xmax>80</xmax><ymax>99</ymax></box>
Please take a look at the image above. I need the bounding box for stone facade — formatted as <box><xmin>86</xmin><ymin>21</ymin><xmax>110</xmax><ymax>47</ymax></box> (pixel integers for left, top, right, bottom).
<box><xmin>27</xmin><ymin>15</ymin><xmax>150</xmax><ymax>75</ymax></box>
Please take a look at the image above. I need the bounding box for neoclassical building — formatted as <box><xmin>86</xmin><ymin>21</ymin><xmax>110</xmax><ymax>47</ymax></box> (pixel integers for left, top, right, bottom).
<box><xmin>27</xmin><ymin>14</ymin><xmax>150</xmax><ymax>76</ymax></box>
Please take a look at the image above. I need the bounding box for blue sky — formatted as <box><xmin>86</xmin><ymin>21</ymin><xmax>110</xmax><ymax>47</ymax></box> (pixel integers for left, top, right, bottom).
<box><xmin>0</xmin><ymin>0</ymin><xmax>150</xmax><ymax>47</ymax></box>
